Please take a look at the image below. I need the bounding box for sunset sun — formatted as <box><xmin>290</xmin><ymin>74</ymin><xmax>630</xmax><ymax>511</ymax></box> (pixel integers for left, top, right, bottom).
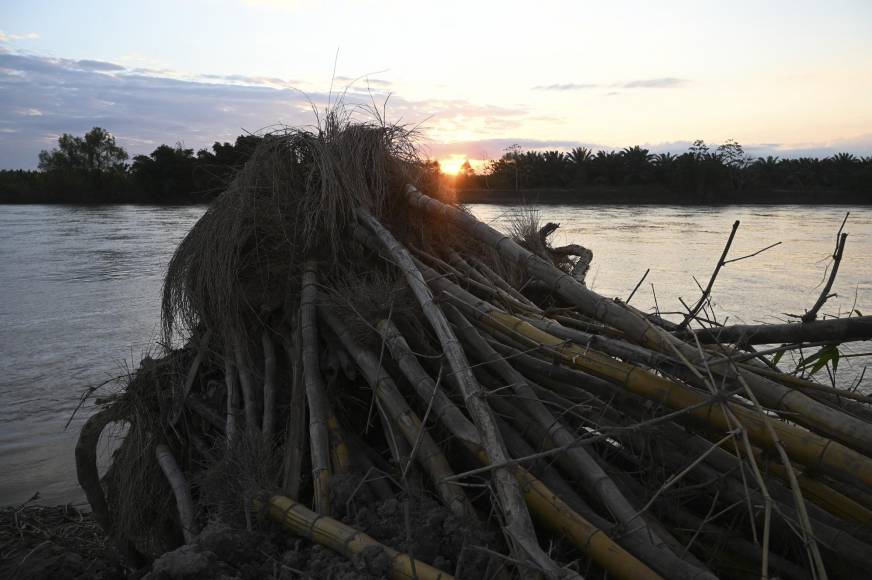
<box><xmin>438</xmin><ymin>155</ymin><xmax>467</xmax><ymax>175</ymax></box>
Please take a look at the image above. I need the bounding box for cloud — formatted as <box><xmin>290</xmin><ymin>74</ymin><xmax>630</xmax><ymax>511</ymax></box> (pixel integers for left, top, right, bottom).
<box><xmin>532</xmin><ymin>83</ymin><xmax>598</xmax><ymax>91</ymax></box>
<box><xmin>75</xmin><ymin>59</ymin><xmax>125</xmax><ymax>72</ymax></box>
<box><xmin>423</xmin><ymin>138</ymin><xmax>604</xmax><ymax>161</ymax></box>
<box><xmin>621</xmin><ymin>77</ymin><xmax>687</xmax><ymax>88</ymax></box>
<box><xmin>533</xmin><ymin>77</ymin><xmax>689</xmax><ymax>91</ymax></box>
<box><xmin>0</xmin><ymin>31</ymin><xmax>40</xmax><ymax>43</ymax></box>
<box><xmin>0</xmin><ymin>51</ymin><xmax>534</xmax><ymax>169</ymax></box>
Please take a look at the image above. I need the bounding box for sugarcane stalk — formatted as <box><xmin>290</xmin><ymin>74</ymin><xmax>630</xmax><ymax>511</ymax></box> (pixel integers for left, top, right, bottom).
<box><xmin>75</xmin><ymin>408</ymin><xmax>118</xmax><ymax>535</ymax></box>
<box><xmin>301</xmin><ymin>261</ymin><xmax>332</xmax><ymax>515</ymax></box>
<box><xmin>224</xmin><ymin>356</ymin><xmax>240</xmax><ymax>448</ymax></box>
<box><xmin>261</xmin><ymin>330</ymin><xmax>277</xmax><ymax>440</ymax></box>
<box><xmin>465</xmin><ymin>253</ymin><xmax>539</xmax><ymax>308</ymax></box>
<box><xmin>377</xmin><ymin>318</ymin><xmax>665</xmax><ymax>580</ymax></box>
<box><xmin>185</xmin><ymin>394</ymin><xmax>226</xmax><ymax>432</ymax></box>
<box><xmin>232</xmin><ymin>335</ymin><xmax>260</xmax><ymax>438</ymax></box>
<box><xmin>414</xmin><ymin>245</ymin><xmax>540</xmax><ymax>315</ymax></box>
<box><xmin>155</xmin><ymin>443</ymin><xmax>197</xmax><ymax>543</ymax></box>
<box><xmin>320</xmin><ymin>305</ymin><xmax>474</xmax><ymax>519</ymax></box>
<box><xmin>171</xmin><ymin>329</ymin><xmax>212</xmax><ymax>425</ymax></box>
<box><xmin>445</xmin><ymin>247</ymin><xmax>492</xmax><ymax>288</ymax></box>
<box><xmin>802</xmin><ymin>232</ymin><xmax>848</xmax><ymax>323</ymax></box>
<box><xmin>656</xmin><ymin>425</ymin><xmax>872</xmax><ymax>572</ymax></box>
<box><xmin>694</xmin><ymin>315</ymin><xmax>872</xmax><ymax>345</ymax></box>
<box><xmin>256</xmin><ymin>494</ymin><xmax>454</xmax><ymax>580</ymax></box>
<box><xmin>404</xmin><ymin>185</ymin><xmax>872</xmax><ymax>458</ymax></box>
<box><xmin>428</xmin><ymin>272</ymin><xmax>872</xmax><ymax>490</ymax></box>
<box><xmin>445</xmin><ymin>305</ymin><xmax>706</xmax><ymax>578</ymax></box>
<box><xmin>761</xmin><ymin>456</ymin><xmax>872</xmax><ymax>525</ymax></box>
<box><xmin>279</xmin><ymin>323</ymin><xmax>307</xmax><ymax>499</ymax></box>
<box><xmin>354</xmin><ymin>210</ymin><xmax>567</xmax><ymax>579</ymax></box>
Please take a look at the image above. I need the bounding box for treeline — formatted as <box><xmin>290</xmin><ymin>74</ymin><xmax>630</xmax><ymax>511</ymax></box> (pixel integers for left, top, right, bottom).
<box><xmin>0</xmin><ymin>127</ymin><xmax>261</xmax><ymax>203</ymax></box>
<box><xmin>2</xmin><ymin>129</ymin><xmax>871</xmax><ymax>204</ymax></box>
<box><xmin>455</xmin><ymin>140</ymin><xmax>872</xmax><ymax>203</ymax></box>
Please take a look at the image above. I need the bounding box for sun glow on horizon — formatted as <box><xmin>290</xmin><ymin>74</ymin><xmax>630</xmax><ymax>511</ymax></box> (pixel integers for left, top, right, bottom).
<box><xmin>437</xmin><ymin>155</ymin><xmax>488</xmax><ymax>176</ymax></box>
<box><xmin>437</xmin><ymin>155</ymin><xmax>467</xmax><ymax>175</ymax></box>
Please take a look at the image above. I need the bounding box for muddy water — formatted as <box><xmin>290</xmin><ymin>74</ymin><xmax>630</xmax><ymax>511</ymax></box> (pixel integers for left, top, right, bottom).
<box><xmin>1</xmin><ymin>203</ymin><xmax>869</xmax><ymax>505</ymax></box>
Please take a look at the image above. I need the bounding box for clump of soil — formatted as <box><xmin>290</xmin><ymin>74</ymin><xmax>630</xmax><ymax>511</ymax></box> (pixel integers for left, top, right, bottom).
<box><xmin>0</xmin><ymin>503</ymin><xmax>124</xmax><ymax>579</ymax></box>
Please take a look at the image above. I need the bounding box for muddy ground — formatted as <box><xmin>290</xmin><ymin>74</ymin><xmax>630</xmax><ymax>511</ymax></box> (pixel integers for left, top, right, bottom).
<box><xmin>2</xmin><ymin>484</ymin><xmax>501</xmax><ymax>579</ymax></box>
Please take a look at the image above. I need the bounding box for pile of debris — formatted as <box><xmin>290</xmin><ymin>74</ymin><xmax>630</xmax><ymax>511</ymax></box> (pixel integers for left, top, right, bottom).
<box><xmin>76</xmin><ymin>115</ymin><xmax>872</xmax><ymax>579</ymax></box>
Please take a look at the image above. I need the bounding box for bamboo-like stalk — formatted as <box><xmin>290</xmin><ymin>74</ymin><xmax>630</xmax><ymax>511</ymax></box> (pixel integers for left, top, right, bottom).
<box><xmin>185</xmin><ymin>394</ymin><xmax>226</xmax><ymax>432</ymax></box>
<box><xmin>224</xmin><ymin>356</ymin><xmax>240</xmax><ymax>448</ymax></box>
<box><xmin>444</xmin><ymin>305</ymin><xmax>712</xmax><ymax>579</ymax></box>
<box><xmin>320</xmin><ymin>305</ymin><xmax>474</xmax><ymax>519</ymax></box>
<box><xmin>445</xmin><ymin>248</ymin><xmax>492</xmax><ymax>288</ymax></box>
<box><xmin>301</xmin><ymin>261</ymin><xmax>332</xmax><ymax>515</ymax></box>
<box><xmin>802</xmin><ymin>232</ymin><xmax>848</xmax><ymax>323</ymax></box>
<box><xmin>762</xmin><ymin>457</ymin><xmax>872</xmax><ymax>525</ymax></box>
<box><xmin>424</xmin><ymin>269</ymin><xmax>872</xmax><ymax>490</ymax></box>
<box><xmin>232</xmin><ymin>335</ymin><xmax>260</xmax><ymax>438</ymax></box>
<box><xmin>256</xmin><ymin>494</ymin><xmax>454</xmax><ymax>580</ymax></box>
<box><xmin>75</xmin><ymin>408</ymin><xmax>117</xmax><ymax>535</ymax></box>
<box><xmin>404</xmin><ymin>185</ymin><xmax>872</xmax><ymax>457</ymax></box>
<box><xmin>694</xmin><ymin>315</ymin><xmax>872</xmax><ymax>345</ymax></box>
<box><xmin>678</xmin><ymin>220</ymin><xmax>739</xmax><ymax>330</ymax></box>
<box><xmin>377</xmin><ymin>318</ymin><xmax>665</xmax><ymax>580</ymax></box>
<box><xmin>354</xmin><ymin>210</ymin><xmax>567</xmax><ymax>579</ymax></box>
<box><xmin>465</xmin><ymin>253</ymin><xmax>539</xmax><ymax>308</ymax></box>
<box><xmin>655</xmin><ymin>423</ymin><xmax>872</xmax><ymax>572</ymax></box>
<box><xmin>279</xmin><ymin>323</ymin><xmax>307</xmax><ymax>500</ymax></box>
<box><xmin>171</xmin><ymin>329</ymin><xmax>211</xmax><ymax>425</ymax></box>
<box><xmin>261</xmin><ymin>330</ymin><xmax>277</xmax><ymax>440</ymax></box>
<box><xmin>155</xmin><ymin>443</ymin><xmax>197</xmax><ymax>543</ymax></box>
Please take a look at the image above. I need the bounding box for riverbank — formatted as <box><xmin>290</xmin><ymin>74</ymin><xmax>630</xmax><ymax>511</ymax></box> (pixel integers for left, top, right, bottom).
<box><xmin>456</xmin><ymin>186</ymin><xmax>872</xmax><ymax>205</ymax></box>
<box><xmin>3</xmin><ymin>186</ymin><xmax>870</xmax><ymax>206</ymax></box>
<box><xmin>0</xmin><ymin>502</ymin><xmax>122</xmax><ymax>579</ymax></box>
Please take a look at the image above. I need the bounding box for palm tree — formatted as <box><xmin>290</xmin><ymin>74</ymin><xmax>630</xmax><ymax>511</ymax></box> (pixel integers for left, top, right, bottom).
<box><xmin>753</xmin><ymin>156</ymin><xmax>780</xmax><ymax>188</ymax></box>
<box><xmin>620</xmin><ymin>146</ymin><xmax>653</xmax><ymax>185</ymax></box>
<box><xmin>567</xmin><ymin>146</ymin><xmax>594</xmax><ymax>166</ymax></box>
<box><xmin>567</xmin><ymin>147</ymin><xmax>594</xmax><ymax>186</ymax></box>
<box><xmin>651</xmin><ymin>153</ymin><xmax>677</xmax><ymax>186</ymax></box>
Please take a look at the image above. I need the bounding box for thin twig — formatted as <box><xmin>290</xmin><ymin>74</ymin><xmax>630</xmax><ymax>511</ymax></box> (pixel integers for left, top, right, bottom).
<box><xmin>678</xmin><ymin>220</ymin><xmax>740</xmax><ymax>330</ymax></box>
<box><xmin>626</xmin><ymin>268</ymin><xmax>650</xmax><ymax>305</ymax></box>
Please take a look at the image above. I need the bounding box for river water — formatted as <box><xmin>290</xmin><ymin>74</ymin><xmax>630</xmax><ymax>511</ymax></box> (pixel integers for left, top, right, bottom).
<box><xmin>1</xmin><ymin>204</ymin><xmax>870</xmax><ymax>506</ymax></box>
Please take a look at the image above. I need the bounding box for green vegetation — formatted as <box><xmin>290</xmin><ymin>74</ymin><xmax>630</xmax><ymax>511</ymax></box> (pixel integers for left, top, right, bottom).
<box><xmin>0</xmin><ymin>128</ymin><xmax>261</xmax><ymax>203</ymax></box>
<box><xmin>1</xmin><ymin>128</ymin><xmax>870</xmax><ymax>204</ymax></box>
<box><xmin>457</xmin><ymin>140</ymin><xmax>872</xmax><ymax>203</ymax></box>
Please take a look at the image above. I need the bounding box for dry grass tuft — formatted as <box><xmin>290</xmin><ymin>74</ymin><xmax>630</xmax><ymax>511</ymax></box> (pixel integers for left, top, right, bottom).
<box><xmin>161</xmin><ymin>108</ymin><xmax>436</xmax><ymax>348</ymax></box>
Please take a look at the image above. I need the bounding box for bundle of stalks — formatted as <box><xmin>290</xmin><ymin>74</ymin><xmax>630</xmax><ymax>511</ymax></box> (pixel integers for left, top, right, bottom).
<box><xmin>77</xmin><ymin>112</ymin><xmax>872</xmax><ymax>579</ymax></box>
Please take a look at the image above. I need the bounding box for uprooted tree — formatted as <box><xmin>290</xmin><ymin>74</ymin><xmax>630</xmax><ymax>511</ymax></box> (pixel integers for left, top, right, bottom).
<box><xmin>77</xmin><ymin>113</ymin><xmax>872</xmax><ymax>580</ymax></box>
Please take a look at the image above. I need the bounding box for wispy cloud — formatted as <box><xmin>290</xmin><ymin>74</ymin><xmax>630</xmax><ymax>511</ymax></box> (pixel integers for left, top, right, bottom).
<box><xmin>621</xmin><ymin>77</ymin><xmax>687</xmax><ymax>88</ymax></box>
<box><xmin>534</xmin><ymin>77</ymin><xmax>689</xmax><ymax>91</ymax></box>
<box><xmin>0</xmin><ymin>31</ymin><xmax>40</xmax><ymax>43</ymax></box>
<box><xmin>75</xmin><ymin>59</ymin><xmax>125</xmax><ymax>72</ymax></box>
<box><xmin>0</xmin><ymin>51</ymin><xmax>534</xmax><ymax>169</ymax></box>
<box><xmin>423</xmin><ymin>138</ymin><xmax>603</xmax><ymax>161</ymax></box>
<box><xmin>531</xmin><ymin>83</ymin><xmax>598</xmax><ymax>91</ymax></box>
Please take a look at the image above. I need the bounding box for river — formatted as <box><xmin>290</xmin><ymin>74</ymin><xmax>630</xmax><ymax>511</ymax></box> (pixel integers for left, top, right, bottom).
<box><xmin>1</xmin><ymin>203</ymin><xmax>870</xmax><ymax>506</ymax></box>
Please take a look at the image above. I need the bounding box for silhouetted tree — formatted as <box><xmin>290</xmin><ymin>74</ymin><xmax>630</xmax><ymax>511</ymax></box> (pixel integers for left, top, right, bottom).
<box><xmin>38</xmin><ymin>127</ymin><xmax>129</xmax><ymax>175</ymax></box>
<box><xmin>131</xmin><ymin>144</ymin><xmax>197</xmax><ymax>202</ymax></box>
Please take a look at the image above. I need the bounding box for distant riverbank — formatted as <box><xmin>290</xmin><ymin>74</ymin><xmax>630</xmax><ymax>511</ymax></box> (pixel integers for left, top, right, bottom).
<box><xmin>456</xmin><ymin>187</ymin><xmax>871</xmax><ymax>205</ymax></box>
<box><xmin>2</xmin><ymin>186</ymin><xmax>869</xmax><ymax>206</ymax></box>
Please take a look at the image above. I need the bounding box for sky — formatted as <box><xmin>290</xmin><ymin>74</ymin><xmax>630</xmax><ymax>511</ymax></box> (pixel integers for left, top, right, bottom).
<box><xmin>1</xmin><ymin>0</ymin><xmax>872</xmax><ymax>172</ymax></box>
